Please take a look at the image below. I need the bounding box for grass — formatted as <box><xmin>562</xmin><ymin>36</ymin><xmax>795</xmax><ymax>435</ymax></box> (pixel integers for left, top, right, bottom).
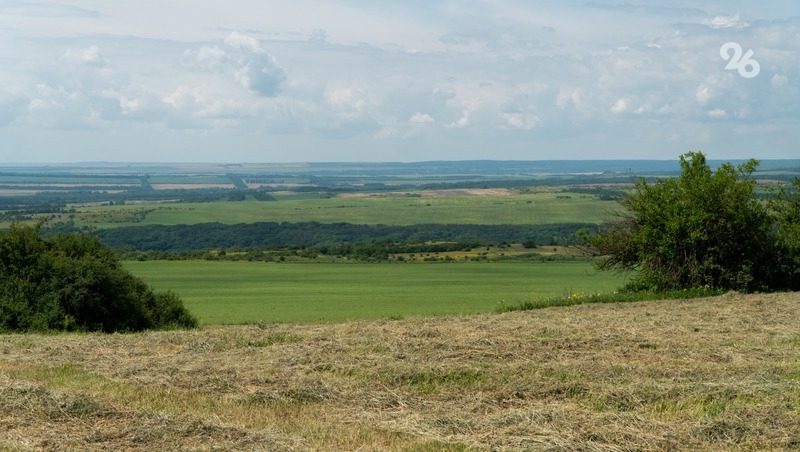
<box><xmin>124</xmin><ymin>260</ymin><xmax>628</xmax><ymax>324</ymax></box>
<box><xmin>497</xmin><ymin>287</ymin><xmax>725</xmax><ymax>312</ymax></box>
<box><xmin>69</xmin><ymin>190</ymin><xmax>619</xmax><ymax>228</ymax></box>
<box><xmin>1</xmin><ymin>292</ymin><xmax>798</xmax><ymax>450</ymax></box>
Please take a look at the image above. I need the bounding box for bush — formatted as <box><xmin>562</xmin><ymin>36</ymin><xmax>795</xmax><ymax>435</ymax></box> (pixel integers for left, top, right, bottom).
<box><xmin>586</xmin><ymin>152</ymin><xmax>799</xmax><ymax>292</ymax></box>
<box><xmin>770</xmin><ymin>178</ymin><xmax>800</xmax><ymax>287</ymax></box>
<box><xmin>0</xmin><ymin>224</ymin><xmax>197</xmax><ymax>332</ymax></box>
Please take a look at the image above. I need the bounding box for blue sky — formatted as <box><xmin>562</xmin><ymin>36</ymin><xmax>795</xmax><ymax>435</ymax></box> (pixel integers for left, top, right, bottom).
<box><xmin>0</xmin><ymin>0</ymin><xmax>798</xmax><ymax>162</ymax></box>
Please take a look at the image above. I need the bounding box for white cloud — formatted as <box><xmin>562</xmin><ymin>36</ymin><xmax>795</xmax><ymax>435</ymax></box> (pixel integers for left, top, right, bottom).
<box><xmin>183</xmin><ymin>45</ymin><xmax>227</xmax><ymax>71</ymax></box>
<box><xmin>695</xmin><ymin>85</ymin><xmax>712</xmax><ymax>104</ymax></box>
<box><xmin>234</xmin><ymin>52</ymin><xmax>285</xmax><ymax>97</ymax></box>
<box><xmin>183</xmin><ymin>32</ymin><xmax>286</xmax><ymax>97</ymax></box>
<box><xmin>556</xmin><ymin>87</ymin><xmax>584</xmax><ymax>111</ymax></box>
<box><xmin>63</xmin><ymin>45</ymin><xmax>107</xmax><ymax>67</ymax></box>
<box><xmin>1</xmin><ymin>1</ymin><xmax>799</xmax><ymax>161</ymax></box>
<box><xmin>502</xmin><ymin>112</ymin><xmax>538</xmax><ymax>130</ymax></box>
<box><xmin>705</xmin><ymin>13</ymin><xmax>749</xmax><ymax>29</ymax></box>
<box><xmin>707</xmin><ymin>108</ymin><xmax>727</xmax><ymax>119</ymax></box>
<box><xmin>771</xmin><ymin>74</ymin><xmax>788</xmax><ymax>88</ymax></box>
<box><xmin>610</xmin><ymin>98</ymin><xmax>628</xmax><ymax>113</ymax></box>
<box><xmin>119</xmin><ymin>95</ymin><xmax>143</xmax><ymax>115</ymax></box>
<box><xmin>446</xmin><ymin>110</ymin><xmax>470</xmax><ymax>129</ymax></box>
<box><xmin>408</xmin><ymin>112</ymin><xmax>434</xmax><ymax>124</ymax></box>
<box><xmin>325</xmin><ymin>86</ymin><xmax>374</xmax><ymax>114</ymax></box>
<box><xmin>223</xmin><ymin>32</ymin><xmax>262</xmax><ymax>52</ymax></box>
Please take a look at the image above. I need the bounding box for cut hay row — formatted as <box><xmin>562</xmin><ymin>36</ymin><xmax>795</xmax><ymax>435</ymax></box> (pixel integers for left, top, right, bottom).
<box><xmin>1</xmin><ymin>292</ymin><xmax>799</xmax><ymax>450</ymax></box>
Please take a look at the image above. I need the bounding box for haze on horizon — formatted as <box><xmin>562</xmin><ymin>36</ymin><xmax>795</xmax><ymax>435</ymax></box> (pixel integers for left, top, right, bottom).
<box><xmin>0</xmin><ymin>0</ymin><xmax>798</xmax><ymax>163</ymax></box>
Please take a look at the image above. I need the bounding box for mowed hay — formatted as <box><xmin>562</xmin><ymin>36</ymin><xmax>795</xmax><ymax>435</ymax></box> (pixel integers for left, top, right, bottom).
<box><xmin>1</xmin><ymin>292</ymin><xmax>799</xmax><ymax>450</ymax></box>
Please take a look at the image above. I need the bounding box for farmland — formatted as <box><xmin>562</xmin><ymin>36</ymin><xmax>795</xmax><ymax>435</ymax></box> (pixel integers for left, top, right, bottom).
<box><xmin>68</xmin><ymin>190</ymin><xmax>618</xmax><ymax>228</ymax></box>
<box><xmin>1</xmin><ymin>160</ymin><xmax>799</xmax><ymax>450</ymax></box>
<box><xmin>124</xmin><ymin>260</ymin><xmax>627</xmax><ymax>324</ymax></box>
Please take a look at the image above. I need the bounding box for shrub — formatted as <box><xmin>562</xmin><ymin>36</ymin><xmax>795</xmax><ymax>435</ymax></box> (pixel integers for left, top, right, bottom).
<box><xmin>0</xmin><ymin>224</ymin><xmax>197</xmax><ymax>332</ymax></box>
<box><xmin>585</xmin><ymin>152</ymin><xmax>799</xmax><ymax>292</ymax></box>
<box><xmin>770</xmin><ymin>178</ymin><xmax>800</xmax><ymax>288</ymax></box>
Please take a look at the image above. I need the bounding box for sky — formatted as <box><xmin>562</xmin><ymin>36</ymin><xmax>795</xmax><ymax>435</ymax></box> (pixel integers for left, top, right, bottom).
<box><xmin>0</xmin><ymin>0</ymin><xmax>798</xmax><ymax>162</ymax></box>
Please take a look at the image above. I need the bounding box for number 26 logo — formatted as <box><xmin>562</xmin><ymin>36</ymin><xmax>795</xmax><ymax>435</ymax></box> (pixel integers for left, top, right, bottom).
<box><xmin>720</xmin><ymin>42</ymin><xmax>760</xmax><ymax>79</ymax></box>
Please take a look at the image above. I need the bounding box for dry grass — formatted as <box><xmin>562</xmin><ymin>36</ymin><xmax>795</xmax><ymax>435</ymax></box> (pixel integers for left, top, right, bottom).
<box><xmin>1</xmin><ymin>292</ymin><xmax>799</xmax><ymax>450</ymax></box>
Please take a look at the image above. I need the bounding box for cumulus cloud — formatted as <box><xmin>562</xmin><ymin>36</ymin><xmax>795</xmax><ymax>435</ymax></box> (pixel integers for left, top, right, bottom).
<box><xmin>326</xmin><ymin>86</ymin><xmax>374</xmax><ymax>115</ymax></box>
<box><xmin>695</xmin><ymin>85</ymin><xmax>712</xmax><ymax>104</ymax></box>
<box><xmin>502</xmin><ymin>112</ymin><xmax>539</xmax><ymax>130</ymax></box>
<box><xmin>446</xmin><ymin>110</ymin><xmax>470</xmax><ymax>129</ymax></box>
<box><xmin>611</xmin><ymin>98</ymin><xmax>629</xmax><ymax>113</ymax></box>
<box><xmin>707</xmin><ymin>108</ymin><xmax>727</xmax><ymax>118</ymax></box>
<box><xmin>234</xmin><ymin>52</ymin><xmax>285</xmax><ymax>97</ymax></box>
<box><xmin>409</xmin><ymin>112</ymin><xmax>434</xmax><ymax>124</ymax></box>
<box><xmin>63</xmin><ymin>46</ymin><xmax>107</xmax><ymax>67</ymax></box>
<box><xmin>556</xmin><ymin>87</ymin><xmax>585</xmax><ymax>111</ymax></box>
<box><xmin>705</xmin><ymin>13</ymin><xmax>749</xmax><ymax>29</ymax></box>
<box><xmin>182</xmin><ymin>45</ymin><xmax>227</xmax><ymax>71</ymax></box>
<box><xmin>224</xmin><ymin>31</ymin><xmax>262</xmax><ymax>52</ymax></box>
<box><xmin>771</xmin><ymin>74</ymin><xmax>788</xmax><ymax>88</ymax></box>
<box><xmin>184</xmin><ymin>32</ymin><xmax>286</xmax><ymax>97</ymax></box>
<box><xmin>2</xmin><ymin>1</ymin><xmax>799</xmax><ymax>161</ymax></box>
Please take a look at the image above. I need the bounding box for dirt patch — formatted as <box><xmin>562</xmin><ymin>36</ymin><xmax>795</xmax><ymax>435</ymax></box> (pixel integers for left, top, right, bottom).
<box><xmin>150</xmin><ymin>183</ymin><xmax>235</xmax><ymax>190</ymax></box>
<box><xmin>340</xmin><ymin>188</ymin><xmax>517</xmax><ymax>199</ymax></box>
<box><xmin>1</xmin><ymin>292</ymin><xmax>799</xmax><ymax>450</ymax></box>
<box><xmin>246</xmin><ymin>183</ymin><xmax>307</xmax><ymax>189</ymax></box>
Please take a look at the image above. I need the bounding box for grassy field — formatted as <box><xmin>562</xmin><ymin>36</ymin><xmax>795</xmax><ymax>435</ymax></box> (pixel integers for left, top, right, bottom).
<box><xmin>1</xmin><ymin>292</ymin><xmax>798</xmax><ymax>450</ymax></box>
<box><xmin>124</xmin><ymin>261</ymin><xmax>627</xmax><ymax>324</ymax></box>
<box><xmin>70</xmin><ymin>191</ymin><xmax>618</xmax><ymax>228</ymax></box>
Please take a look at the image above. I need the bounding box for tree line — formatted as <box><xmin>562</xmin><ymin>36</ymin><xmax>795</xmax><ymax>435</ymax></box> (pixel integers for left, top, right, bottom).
<box><xmin>89</xmin><ymin>222</ymin><xmax>597</xmax><ymax>252</ymax></box>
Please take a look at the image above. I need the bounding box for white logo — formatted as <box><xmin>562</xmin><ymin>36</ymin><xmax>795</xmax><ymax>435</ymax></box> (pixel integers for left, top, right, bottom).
<box><xmin>720</xmin><ymin>42</ymin><xmax>760</xmax><ymax>78</ymax></box>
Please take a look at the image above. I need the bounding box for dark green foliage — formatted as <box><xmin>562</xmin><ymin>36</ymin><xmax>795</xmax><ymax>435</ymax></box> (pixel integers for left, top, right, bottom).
<box><xmin>252</xmin><ymin>190</ymin><xmax>277</xmax><ymax>201</ymax></box>
<box><xmin>770</xmin><ymin>178</ymin><xmax>800</xmax><ymax>285</ymax></box>
<box><xmin>93</xmin><ymin>222</ymin><xmax>596</xmax><ymax>251</ymax></box>
<box><xmin>0</xmin><ymin>225</ymin><xmax>197</xmax><ymax>333</ymax></box>
<box><xmin>588</xmin><ymin>152</ymin><xmax>799</xmax><ymax>292</ymax></box>
<box><xmin>226</xmin><ymin>190</ymin><xmax>247</xmax><ymax>201</ymax></box>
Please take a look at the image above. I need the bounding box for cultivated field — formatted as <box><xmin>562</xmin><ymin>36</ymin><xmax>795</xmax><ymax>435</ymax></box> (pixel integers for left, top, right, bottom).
<box><xmin>1</xmin><ymin>292</ymin><xmax>798</xmax><ymax>450</ymax></box>
<box><xmin>125</xmin><ymin>261</ymin><xmax>627</xmax><ymax>324</ymax></box>
<box><xmin>69</xmin><ymin>191</ymin><xmax>618</xmax><ymax>228</ymax></box>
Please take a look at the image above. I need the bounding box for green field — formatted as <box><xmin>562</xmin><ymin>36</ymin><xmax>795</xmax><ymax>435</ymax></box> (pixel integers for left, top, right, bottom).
<box><xmin>75</xmin><ymin>191</ymin><xmax>618</xmax><ymax>228</ymax></box>
<box><xmin>125</xmin><ymin>260</ymin><xmax>628</xmax><ymax>324</ymax></box>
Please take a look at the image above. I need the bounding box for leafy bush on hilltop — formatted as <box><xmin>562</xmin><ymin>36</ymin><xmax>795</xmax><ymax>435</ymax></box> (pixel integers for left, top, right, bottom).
<box><xmin>0</xmin><ymin>224</ymin><xmax>197</xmax><ymax>332</ymax></box>
<box><xmin>586</xmin><ymin>152</ymin><xmax>800</xmax><ymax>292</ymax></box>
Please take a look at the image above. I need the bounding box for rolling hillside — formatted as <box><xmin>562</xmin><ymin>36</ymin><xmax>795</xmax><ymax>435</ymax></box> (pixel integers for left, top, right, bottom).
<box><xmin>1</xmin><ymin>292</ymin><xmax>799</xmax><ymax>450</ymax></box>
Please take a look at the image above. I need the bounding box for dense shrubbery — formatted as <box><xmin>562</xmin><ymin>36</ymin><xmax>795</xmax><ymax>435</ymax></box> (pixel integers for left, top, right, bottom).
<box><xmin>587</xmin><ymin>152</ymin><xmax>800</xmax><ymax>292</ymax></box>
<box><xmin>0</xmin><ymin>225</ymin><xmax>197</xmax><ymax>332</ymax></box>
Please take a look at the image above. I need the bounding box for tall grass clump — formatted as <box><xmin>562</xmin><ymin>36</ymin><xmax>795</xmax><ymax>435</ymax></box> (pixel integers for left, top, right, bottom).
<box><xmin>497</xmin><ymin>287</ymin><xmax>723</xmax><ymax>313</ymax></box>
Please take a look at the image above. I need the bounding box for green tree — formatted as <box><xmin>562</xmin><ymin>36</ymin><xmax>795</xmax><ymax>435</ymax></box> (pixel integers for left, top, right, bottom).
<box><xmin>0</xmin><ymin>224</ymin><xmax>197</xmax><ymax>332</ymax></box>
<box><xmin>588</xmin><ymin>152</ymin><xmax>787</xmax><ymax>292</ymax></box>
<box><xmin>770</xmin><ymin>178</ymin><xmax>800</xmax><ymax>287</ymax></box>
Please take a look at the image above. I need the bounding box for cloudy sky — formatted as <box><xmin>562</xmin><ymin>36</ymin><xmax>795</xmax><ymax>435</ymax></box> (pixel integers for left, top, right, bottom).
<box><xmin>0</xmin><ymin>0</ymin><xmax>798</xmax><ymax>162</ymax></box>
